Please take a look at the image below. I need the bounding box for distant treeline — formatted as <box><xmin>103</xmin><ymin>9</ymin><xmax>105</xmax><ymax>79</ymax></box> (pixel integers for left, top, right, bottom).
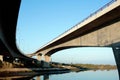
<box><xmin>71</xmin><ymin>63</ymin><xmax>117</xmax><ymax>70</ymax></box>
<box><xmin>51</xmin><ymin>62</ymin><xmax>117</xmax><ymax>70</ymax></box>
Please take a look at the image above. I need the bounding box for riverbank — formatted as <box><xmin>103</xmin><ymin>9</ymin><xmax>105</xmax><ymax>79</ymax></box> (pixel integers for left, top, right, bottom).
<box><xmin>0</xmin><ymin>68</ymin><xmax>69</xmax><ymax>72</ymax></box>
<box><xmin>0</xmin><ymin>61</ymin><xmax>117</xmax><ymax>77</ymax></box>
<box><xmin>0</xmin><ymin>68</ymin><xmax>70</xmax><ymax>77</ymax></box>
<box><xmin>51</xmin><ymin>62</ymin><xmax>117</xmax><ymax>71</ymax></box>
<box><xmin>71</xmin><ymin>64</ymin><xmax>117</xmax><ymax>70</ymax></box>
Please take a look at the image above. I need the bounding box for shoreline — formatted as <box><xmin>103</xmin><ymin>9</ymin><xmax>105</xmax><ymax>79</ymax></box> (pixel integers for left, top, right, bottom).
<box><xmin>0</xmin><ymin>67</ymin><xmax>117</xmax><ymax>78</ymax></box>
<box><xmin>0</xmin><ymin>68</ymin><xmax>70</xmax><ymax>77</ymax></box>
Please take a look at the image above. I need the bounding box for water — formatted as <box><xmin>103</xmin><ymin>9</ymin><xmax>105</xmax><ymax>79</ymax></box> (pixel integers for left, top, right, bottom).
<box><xmin>33</xmin><ymin>70</ymin><xmax>119</xmax><ymax>80</ymax></box>
<box><xmin>0</xmin><ymin>70</ymin><xmax>118</xmax><ymax>80</ymax></box>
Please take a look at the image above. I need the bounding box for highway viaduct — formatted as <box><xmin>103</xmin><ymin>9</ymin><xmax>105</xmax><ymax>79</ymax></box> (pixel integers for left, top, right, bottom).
<box><xmin>0</xmin><ymin>0</ymin><xmax>38</xmax><ymax>67</ymax></box>
<box><xmin>29</xmin><ymin>0</ymin><xmax>120</xmax><ymax>73</ymax></box>
<box><xmin>0</xmin><ymin>0</ymin><xmax>120</xmax><ymax>76</ymax></box>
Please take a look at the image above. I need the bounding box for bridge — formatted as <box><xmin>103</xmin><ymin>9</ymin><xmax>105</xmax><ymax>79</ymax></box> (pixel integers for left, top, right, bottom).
<box><xmin>0</xmin><ymin>0</ymin><xmax>120</xmax><ymax>77</ymax></box>
<box><xmin>28</xmin><ymin>0</ymin><xmax>120</xmax><ymax>73</ymax></box>
<box><xmin>0</xmin><ymin>0</ymin><xmax>39</xmax><ymax>67</ymax></box>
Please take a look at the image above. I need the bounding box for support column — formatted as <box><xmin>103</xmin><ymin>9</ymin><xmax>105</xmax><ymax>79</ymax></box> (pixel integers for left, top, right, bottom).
<box><xmin>40</xmin><ymin>55</ymin><xmax>51</xmax><ymax>68</ymax></box>
<box><xmin>37</xmin><ymin>53</ymin><xmax>42</xmax><ymax>61</ymax></box>
<box><xmin>112</xmin><ymin>46</ymin><xmax>120</xmax><ymax>78</ymax></box>
<box><xmin>45</xmin><ymin>55</ymin><xmax>51</xmax><ymax>62</ymax></box>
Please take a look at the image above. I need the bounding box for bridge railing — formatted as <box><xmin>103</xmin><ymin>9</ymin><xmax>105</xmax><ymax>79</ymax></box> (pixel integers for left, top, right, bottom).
<box><xmin>40</xmin><ymin>0</ymin><xmax>117</xmax><ymax>48</ymax></box>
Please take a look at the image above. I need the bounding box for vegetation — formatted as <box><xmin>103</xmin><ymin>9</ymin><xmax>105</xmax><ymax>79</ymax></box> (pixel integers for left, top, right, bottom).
<box><xmin>71</xmin><ymin>63</ymin><xmax>117</xmax><ymax>70</ymax></box>
<box><xmin>0</xmin><ymin>60</ymin><xmax>25</xmax><ymax>68</ymax></box>
<box><xmin>0</xmin><ymin>60</ymin><xmax>117</xmax><ymax>71</ymax></box>
<box><xmin>51</xmin><ymin>62</ymin><xmax>117</xmax><ymax>71</ymax></box>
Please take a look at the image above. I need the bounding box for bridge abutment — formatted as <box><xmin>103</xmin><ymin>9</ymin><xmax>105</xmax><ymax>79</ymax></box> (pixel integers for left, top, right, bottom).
<box><xmin>36</xmin><ymin>54</ymin><xmax>51</xmax><ymax>68</ymax></box>
<box><xmin>36</xmin><ymin>53</ymin><xmax>51</xmax><ymax>62</ymax></box>
<box><xmin>41</xmin><ymin>55</ymin><xmax>51</xmax><ymax>68</ymax></box>
<box><xmin>37</xmin><ymin>54</ymin><xmax>42</xmax><ymax>61</ymax></box>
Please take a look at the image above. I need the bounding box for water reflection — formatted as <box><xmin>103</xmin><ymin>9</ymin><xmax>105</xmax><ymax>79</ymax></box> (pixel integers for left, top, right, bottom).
<box><xmin>0</xmin><ymin>75</ymin><xmax>36</xmax><ymax>80</ymax></box>
<box><xmin>35</xmin><ymin>75</ymin><xmax>49</xmax><ymax>80</ymax></box>
<box><xmin>0</xmin><ymin>76</ymin><xmax>34</xmax><ymax>80</ymax></box>
<box><xmin>0</xmin><ymin>72</ymin><xmax>38</xmax><ymax>80</ymax></box>
<box><xmin>0</xmin><ymin>70</ymin><xmax>118</xmax><ymax>80</ymax></box>
<box><xmin>0</xmin><ymin>70</ymin><xmax>70</xmax><ymax>80</ymax></box>
<box><xmin>36</xmin><ymin>76</ymin><xmax>40</xmax><ymax>80</ymax></box>
<box><xmin>34</xmin><ymin>70</ymin><xmax>71</xmax><ymax>80</ymax></box>
<box><xmin>44</xmin><ymin>74</ymin><xmax>49</xmax><ymax>80</ymax></box>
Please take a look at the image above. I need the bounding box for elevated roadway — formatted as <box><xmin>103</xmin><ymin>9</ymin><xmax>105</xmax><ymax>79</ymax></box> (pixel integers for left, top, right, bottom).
<box><xmin>28</xmin><ymin>0</ymin><xmax>120</xmax><ymax>74</ymax></box>
<box><xmin>31</xmin><ymin>0</ymin><xmax>120</xmax><ymax>58</ymax></box>
<box><xmin>0</xmin><ymin>0</ymin><xmax>37</xmax><ymax>66</ymax></box>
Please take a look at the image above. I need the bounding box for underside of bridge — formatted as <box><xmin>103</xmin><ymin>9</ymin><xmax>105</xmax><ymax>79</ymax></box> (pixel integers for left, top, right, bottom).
<box><xmin>35</xmin><ymin>5</ymin><xmax>120</xmax><ymax>57</ymax></box>
<box><xmin>0</xmin><ymin>0</ymin><xmax>120</xmax><ymax>76</ymax></box>
<box><xmin>0</xmin><ymin>0</ymin><xmax>40</xmax><ymax>68</ymax></box>
<box><xmin>41</xmin><ymin>17</ymin><xmax>120</xmax><ymax>56</ymax></box>
<box><xmin>0</xmin><ymin>0</ymin><xmax>22</xmax><ymax>58</ymax></box>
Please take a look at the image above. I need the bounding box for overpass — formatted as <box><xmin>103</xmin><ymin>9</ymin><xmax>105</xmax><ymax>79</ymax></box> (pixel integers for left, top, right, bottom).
<box><xmin>29</xmin><ymin>0</ymin><xmax>120</xmax><ymax>72</ymax></box>
<box><xmin>0</xmin><ymin>0</ymin><xmax>120</xmax><ymax>77</ymax></box>
<box><xmin>0</xmin><ymin>0</ymin><xmax>38</xmax><ymax>67</ymax></box>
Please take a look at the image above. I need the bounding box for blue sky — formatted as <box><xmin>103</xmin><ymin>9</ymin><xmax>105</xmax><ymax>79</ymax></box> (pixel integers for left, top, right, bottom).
<box><xmin>52</xmin><ymin>47</ymin><xmax>116</xmax><ymax>64</ymax></box>
<box><xmin>16</xmin><ymin>0</ymin><xmax>116</xmax><ymax>64</ymax></box>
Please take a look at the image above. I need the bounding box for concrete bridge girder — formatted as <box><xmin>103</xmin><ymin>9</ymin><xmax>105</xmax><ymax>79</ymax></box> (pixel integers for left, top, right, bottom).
<box><xmin>29</xmin><ymin>0</ymin><xmax>120</xmax><ymax>69</ymax></box>
<box><xmin>35</xmin><ymin>4</ymin><xmax>120</xmax><ymax>59</ymax></box>
<box><xmin>81</xmin><ymin>19</ymin><xmax>120</xmax><ymax>46</ymax></box>
<box><xmin>36</xmin><ymin>19</ymin><xmax>120</xmax><ymax>57</ymax></box>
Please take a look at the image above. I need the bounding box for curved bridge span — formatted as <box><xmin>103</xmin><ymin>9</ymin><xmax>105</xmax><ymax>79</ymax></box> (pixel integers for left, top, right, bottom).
<box><xmin>0</xmin><ymin>0</ymin><xmax>120</xmax><ymax>77</ymax></box>
<box><xmin>0</xmin><ymin>0</ymin><xmax>37</xmax><ymax>67</ymax></box>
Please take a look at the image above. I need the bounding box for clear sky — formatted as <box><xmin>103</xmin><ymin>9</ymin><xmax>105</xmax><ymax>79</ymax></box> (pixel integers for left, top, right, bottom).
<box><xmin>16</xmin><ymin>0</ymin><xmax>116</xmax><ymax>65</ymax></box>
<box><xmin>51</xmin><ymin>47</ymin><xmax>116</xmax><ymax>65</ymax></box>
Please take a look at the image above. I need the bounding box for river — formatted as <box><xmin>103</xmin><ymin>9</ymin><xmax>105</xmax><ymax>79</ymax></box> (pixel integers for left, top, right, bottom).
<box><xmin>33</xmin><ymin>70</ymin><xmax>118</xmax><ymax>80</ymax></box>
<box><xmin>0</xmin><ymin>70</ymin><xmax>118</xmax><ymax>80</ymax></box>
